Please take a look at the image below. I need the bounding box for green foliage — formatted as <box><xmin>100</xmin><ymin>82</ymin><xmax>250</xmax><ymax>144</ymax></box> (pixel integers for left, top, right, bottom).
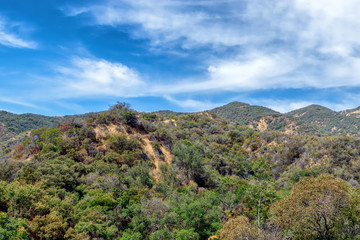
<box><xmin>30</xmin><ymin>211</ymin><xmax>67</xmax><ymax>240</ymax></box>
<box><xmin>126</xmin><ymin>162</ymin><xmax>153</xmax><ymax>188</ymax></box>
<box><xmin>108</xmin><ymin>135</ymin><xmax>141</xmax><ymax>154</ymax></box>
<box><xmin>140</xmin><ymin>112</ymin><xmax>158</xmax><ymax>121</ymax></box>
<box><xmin>286</xmin><ymin>104</ymin><xmax>360</xmax><ymax>136</ymax></box>
<box><xmin>0</xmin><ymin>110</ymin><xmax>85</xmax><ymax>138</ymax></box>
<box><xmin>1</xmin><ymin>102</ymin><xmax>360</xmax><ymax>240</ymax></box>
<box><xmin>171</xmin><ymin>191</ymin><xmax>222</xmax><ymax>239</ymax></box>
<box><xmin>0</xmin><ymin>212</ymin><xmax>29</xmax><ymax>240</ymax></box>
<box><xmin>175</xmin><ymin>229</ymin><xmax>199</xmax><ymax>240</ymax></box>
<box><xmin>271</xmin><ymin>174</ymin><xmax>360</xmax><ymax>239</ymax></box>
<box><xmin>211</xmin><ymin>101</ymin><xmax>360</xmax><ymax>136</ymax></box>
<box><xmin>98</xmin><ymin>102</ymin><xmax>138</xmax><ymax>127</ymax></box>
<box><xmin>211</xmin><ymin>101</ymin><xmax>280</xmax><ymax>126</ymax></box>
<box><xmin>173</xmin><ymin>140</ymin><xmax>204</xmax><ymax>184</ymax></box>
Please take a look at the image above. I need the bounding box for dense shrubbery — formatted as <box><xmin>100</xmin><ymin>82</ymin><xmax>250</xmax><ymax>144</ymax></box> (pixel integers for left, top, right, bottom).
<box><xmin>1</xmin><ymin>102</ymin><xmax>360</xmax><ymax>239</ymax></box>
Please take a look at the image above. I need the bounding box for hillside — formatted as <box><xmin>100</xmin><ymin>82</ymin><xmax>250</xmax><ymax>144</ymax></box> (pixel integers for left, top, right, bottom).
<box><xmin>340</xmin><ymin>106</ymin><xmax>360</xmax><ymax>118</ymax></box>
<box><xmin>0</xmin><ymin>111</ymin><xmax>88</xmax><ymax>140</ymax></box>
<box><xmin>287</xmin><ymin>105</ymin><xmax>360</xmax><ymax>135</ymax></box>
<box><xmin>211</xmin><ymin>101</ymin><xmax>360</xmax><ymax>136</ymax></box>
<box><xmin>2</xmin><ymin>101</ymin><xmax>359</xmax><ymax>143</ymax></box>
<box><xmin>1</xmin><ymin>103</ymin><xmax>360</xmax><ymax>239</ymax></box>
<box><xmin>210</xmin><ymin>102</ymin><xmax>281</xmax><ymax>125</ymax></box>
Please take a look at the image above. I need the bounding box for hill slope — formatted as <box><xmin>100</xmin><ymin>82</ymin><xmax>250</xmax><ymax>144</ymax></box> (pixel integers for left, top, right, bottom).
<box><xmin>286</xmin><ymin>105</ymin><xmax>360</xmax><ymax>135</ymax></box>
<box><xmin>1</xmin><ymin>103</ymin><xmax>360</xmax><ymax>239</ymax></box>
<box><xmin>210</xmin><ymin>101</ymin><xmax>360</xmax><ymax>136</ymax></box>
<box><xmin>0</xmin><ymin>111</ymin><xmax>87</xmax><ymax>140</ymax></box>
<box><xmin>340</xmin><ymin>106</ymin><xmax>360</xmax><ymax>118</ymax></box>
<box><xmin>210</xmin><ymin>102</ymin><xmax>319</xmax><ymax>135</ymax></box>
<box><xmin>210</xmin><ymin>101</ymin><xmax>280</xmax><ymax>124</ymax></box>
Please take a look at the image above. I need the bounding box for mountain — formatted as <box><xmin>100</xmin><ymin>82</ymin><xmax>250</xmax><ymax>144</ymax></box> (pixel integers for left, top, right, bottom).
<box><xmin>286</xmin><ymin>105</ymin><xmax>360</xmax><ymax>135</ymax></box>
<box><xmin>1</xmin><ymin>102</ymin><xmax>360</xmax><ymax>239</ymax></box>
<box><xmin>210</xmin><ymin>101</ymin><xmax>281</xmax><ymax>125</ymax></box>
<box><xmin>209</xmin><ymin>102</ymin><xmax>319</xmax><ymax>135</ymax></box>
<box><xmin>0</xmin><ymin>110</ymin><xmax>87</xmax><ymax>140</ymax></box>
<box><xmin>210</xmin><ymin>102</ymin><xmax>360</xmax><ymax>136</ymax></box>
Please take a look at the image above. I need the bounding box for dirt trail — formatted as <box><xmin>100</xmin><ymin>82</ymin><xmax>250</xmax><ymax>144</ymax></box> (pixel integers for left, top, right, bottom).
<box><xmin>141</xmin><ymin>136</ymin><xmax>162</xmax><ymax>180</ymax></box>
<box><xmin>140</xmin><ymin>135</ymin><xmax>174</xmax><ymax>181</ymax></box>
<box><xmin>160</xmin><ymin>145</ymin><xmax>172</xmax><ymax>165</ymax></box>
<box><xmin>141</xmin><ymin>135</ymin><xmax>174</xmax><ymax>181</ymax></box>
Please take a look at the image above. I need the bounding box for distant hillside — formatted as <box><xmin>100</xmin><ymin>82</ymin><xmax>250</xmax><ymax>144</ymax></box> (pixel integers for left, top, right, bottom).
<box><xmin>210</xmin><ymin>102</ymin><xmax>360</xmax><ymax>136</ymax></box>
<box><xmin>0</xmin><ymin>111</ymin><xmax>87</xmax><ymax>140</ymax></box>
<box><xmin>155</xmin><ymin>110</ymin><xmax>184</xmax><ymax>117</ymax></box>
<box><xmin>286</xmin><ymin>105</ymin><xmax>360</xmax><ymax>136</ymax></box>
<box><xmin>340</xmin><ymin>106</ymin><xmax>360</xmax><ymax>118</ymax></box>
<box><xmin>1</xmin><ymin>101</ymin><xmax>360</xmax><ymax>142</ymax></box>
<box><xmin>210</xmin><ymin>102</ymin><xmax>281</xmax><ymax>125</ymax></box>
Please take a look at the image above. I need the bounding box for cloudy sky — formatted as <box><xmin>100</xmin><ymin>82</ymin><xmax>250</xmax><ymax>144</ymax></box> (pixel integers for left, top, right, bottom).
<box><xmin>1</xmin><ymin>0</ymin><xmax>360</xmax><ymax>115</ymax></box>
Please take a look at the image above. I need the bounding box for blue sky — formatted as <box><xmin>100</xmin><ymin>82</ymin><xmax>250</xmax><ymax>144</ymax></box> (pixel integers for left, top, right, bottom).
<box><xmin>1</xmin><ymin>0</ymin><xmax>360</xmax><ymax>115</ymax></box>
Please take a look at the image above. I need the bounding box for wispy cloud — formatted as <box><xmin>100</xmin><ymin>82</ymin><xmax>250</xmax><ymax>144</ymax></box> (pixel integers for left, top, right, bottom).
<box><xmin>66</xmin><ymin>0</ymin><xmax>253</xmax><ymax>48</ymax></box>
<box><xmin>63</xmin><ymin>0</ymin><xmax>360</xmax><ymax>93</ymax></box>
<box><xmin>66</xmin><ymin>0</ymin><xmax>360</xmax><ymax>55</ymax></box>
<box><xmin>0</xmin><ymin>18</ymin><xmax>37</xmax><ymax>49</ymax></box>
<box><xmin>51</xmin><ymin>1</ymin><xmax>360</xmax><ymax>112</ymax></box>
<box><xmin>39</xmin><ymin>53</ymin><xmax>360</xmax><ymax>113</ymax></box>
<box><xmin>0</xmin><ymin>97</ymin><xmax>41</xmax><ymax>109</ymax></box>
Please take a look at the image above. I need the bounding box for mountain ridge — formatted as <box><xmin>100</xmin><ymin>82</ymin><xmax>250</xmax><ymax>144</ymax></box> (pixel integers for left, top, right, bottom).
<box><xmin>1</xmin><ymin>101</ymin><xmax>359</xmax><ymax>140</ymax></box>
<box><xmin>209</xmin><ymin>101</ymin><xmax>360</xmax><ymax>136</ymax></box>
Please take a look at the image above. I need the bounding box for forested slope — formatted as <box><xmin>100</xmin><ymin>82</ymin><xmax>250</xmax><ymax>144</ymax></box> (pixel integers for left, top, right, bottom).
<box><xmin>1</xmin><ymin>103</ymin><xmax>360</xmax><ymax>239</ymax></box>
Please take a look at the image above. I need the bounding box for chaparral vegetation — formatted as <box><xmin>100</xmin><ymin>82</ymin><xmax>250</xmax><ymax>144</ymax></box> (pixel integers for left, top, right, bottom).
<box><xmin>1</xmin><ymin>102</ymin><xmax>360</xmax><ymax>240</ymax></box>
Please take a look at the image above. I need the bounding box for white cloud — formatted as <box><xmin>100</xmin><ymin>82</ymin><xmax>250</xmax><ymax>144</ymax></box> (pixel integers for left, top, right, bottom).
<box><xmin>0</xmin><ymin>18</ymin><xmax>37</xmax><ymax>49</ymax></box>
<box><xmin>69</xmin><ymin>0</ymin><xmax>360</xmax><ymax>57</ymax></box>
<box><xmin>293</xmin><ymin>0</ymin><xmax>360</xmax><ymax>57</ymax></box>
<box><xmin>206</xmin><ymin>53</ymin><xmax>298</xmax><ymax>90</ymax></box>
<box><xmin>247</xmin><ymin>0</ymin><xmax>360</xmax><ymax>58</ymax></box>
<box><xmin>325</xmin><ymin>57</ymin><xmax>360</xmax><ymax>87</ymax></box>
<box><xmin>145</xmin><ymin>51</ymin><xmax>360</xmax><ymax>95</ymax></box>
<box><xmin>149</xmin><ymin>53</ymin><xmax>303</xmax><ymax>94</ymax></box>
<box><xmin>64</xmin><ymin>0</ymin><xmax>360</xmax><ymax>92</ymax></box>
<box><xmin>55</xmin><ymin>0</ymin><xmax>360</xmax><ymax>112</ymax></box>
<box><xmin>55</xmin><ymin>57</ymin><xmax>146</xmax><ymax>98</ymax></box>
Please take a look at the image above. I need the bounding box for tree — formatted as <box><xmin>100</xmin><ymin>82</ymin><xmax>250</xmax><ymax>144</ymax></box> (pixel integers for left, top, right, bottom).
<box><xmin>30</xmin><ymin>211</ymin><xmax>67</xmax><ymax>240</ymax></box>
<box><xmin>219</xmin><ymin>216</ymin><xmax>258</xmax><ymax>240</ymax></box>
<box><xmin>171</xmin><ymin>191</ymin><xmax>222</xmax><ymax>239</ymax></box>
<box><xmin>270</xmin><ymin>174</ymin><xmax>360</xmax><ymax>240</ymax></box>
<box><xmin>173</xmin><ymin>140</ymin><xmax>204</xmax><ymax>184</ymax></box>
